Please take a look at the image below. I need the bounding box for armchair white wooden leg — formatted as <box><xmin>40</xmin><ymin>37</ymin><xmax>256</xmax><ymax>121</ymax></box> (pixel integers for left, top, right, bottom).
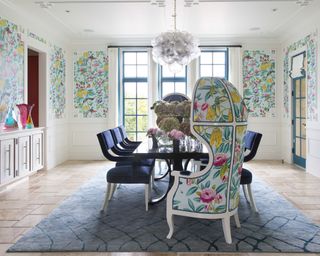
<box><xmin>234</xmin><ymin>212</ymin><xmax>241</xmax><ymax>228</ymax></box>
<box><xmin>247</xmin><ymin>184</ymin><xmax>259</xmax><ymax>213</ymax></box>
<box><xmin>222</xmin><ymin>217</ymin><xmax>232</xmax><ymax>244</ymax></box>
<box><xmin>242</xmin><ymin>185</ymin><xmax>249</xmax><ymax>203</ymax></box>
<box><xmin>166</xmin><ymin>212</ymin><xmax>174</xmax><ymax>239</ymax></box>
<box><xmin>102</xmin><ymin>183</ymin><xmax>112</xmax><ymax>212</ymax></box>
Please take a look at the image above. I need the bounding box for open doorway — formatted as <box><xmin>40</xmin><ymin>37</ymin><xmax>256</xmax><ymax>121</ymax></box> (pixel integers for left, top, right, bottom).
<box><xmin>27</xmin><ymin>49</ymin><xmax>39</xmax><ymax>127</ymax></box>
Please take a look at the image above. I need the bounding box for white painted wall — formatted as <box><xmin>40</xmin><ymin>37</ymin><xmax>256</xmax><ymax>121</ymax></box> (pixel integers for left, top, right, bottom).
<box><xmin>0</xmin><ymin>2</ymin><xmax>70</xmax><ymax>170</ymax></box>
<box><xmin>280</xmin><ymin>11</ymin><xmax>320</xmax><ymax>176</ymax></box>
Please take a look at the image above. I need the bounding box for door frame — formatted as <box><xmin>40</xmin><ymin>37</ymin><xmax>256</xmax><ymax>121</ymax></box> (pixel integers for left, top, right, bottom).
<box><xmin>291</xmin><ymin>51</ymin><xmax>307</xmax><ymax>169</ymax></box>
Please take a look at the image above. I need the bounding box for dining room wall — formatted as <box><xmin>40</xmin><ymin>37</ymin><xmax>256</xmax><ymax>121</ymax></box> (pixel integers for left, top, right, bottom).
<box><xmin>279</xmin><ymin>10</ymin><xmax>320</xmax><ymax>177</ymax></box>
<box><xmin>0</xmin><ymin>2</ymin><xmax>71</xmax><ymax>169</ymax></box>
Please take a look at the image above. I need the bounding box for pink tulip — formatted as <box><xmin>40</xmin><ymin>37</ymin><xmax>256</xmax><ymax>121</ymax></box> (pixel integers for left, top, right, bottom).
<box><xmin>201</xmin><ymin>103</ymin><xmax>209</xmax><ymax>111</ymax></box>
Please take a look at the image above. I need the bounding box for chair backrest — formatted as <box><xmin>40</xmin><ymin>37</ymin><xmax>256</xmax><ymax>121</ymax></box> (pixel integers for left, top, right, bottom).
<box><xmin>118</xmin><ymin>125</ymin><xmax>127</xmax><ymax>140</ymax></box>
<box><xmin>97</xmin><ymin>130</ymin><xmax>120</xmax><ymax>162</ymax></box>
<box><xmin>111</xmin><ymin>127</ymin><xmax>124</xmax><ymax>145</ymax></box>
<box><xmin>162</xmin><ymin>93</ymin><xmax>190</xmax><ymax>102</ymax></box>
<box><xmin>244</xmin><ymin>130</ymin><xmax>262</xmax><ymax>162</ymax></box>
<box><xmin>172</xmin><ymin>77</ymin><xmax>248</xmax><ymax>214</ymax></box>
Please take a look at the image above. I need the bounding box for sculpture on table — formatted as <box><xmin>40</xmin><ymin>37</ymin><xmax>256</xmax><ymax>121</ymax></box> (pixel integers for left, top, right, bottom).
<box><xmin>16</xmin><ymin>104</ymin><xmax>35</xmax><ymax>129</ymax></box>
<box><xmin>3</xmin><ymin>106</ymin><xmax>18</xmax><ymax>130</ymax></box>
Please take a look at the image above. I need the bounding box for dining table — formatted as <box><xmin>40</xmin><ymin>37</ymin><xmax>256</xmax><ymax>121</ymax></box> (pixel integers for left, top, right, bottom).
<box><xmin>132</xmin><ymin>137</ymin><xmax>208</xmax><ymax>204</ymax></box>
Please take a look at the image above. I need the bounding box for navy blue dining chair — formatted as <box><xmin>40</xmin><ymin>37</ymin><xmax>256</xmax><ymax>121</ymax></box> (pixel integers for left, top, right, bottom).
<box><xmin>97</xmin><ymin>130</ymin><xmax>155</xmax><ymax>212</ymax></box>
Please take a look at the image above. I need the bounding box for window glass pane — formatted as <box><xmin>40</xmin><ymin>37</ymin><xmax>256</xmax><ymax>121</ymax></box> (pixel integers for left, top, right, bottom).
<box><xmin>301</xmin><ymin>78</ymin><xmax>306</xmax><ymax>98</ymax></box>
<box><xmin>162</xmin><ymin>65</ymin><xmax>172</xmax><ymax>77</ymax></box>
<box><xmin>124</xmin><ymin>82</ymin><xmax>136</xmax><ymax>98</ymax></box>
<box><xmin>213</xmin><ymin>65</ymin><xmax>225</xmax><ymax>77</ymax></box>
<box><xmin>124</xmin><ymin>52</ymin><xmax>136</xmax><ymax>64</ymax></box>
<box><xmin>301</xmin><ymin>120</ymin><xmax>306</xmax><ymax>138</ymax></box>
<box><xmin>125</xmin><ymin>116</ymin><xmax>136</xmax><ymax>132</ymax></box>
<box><xmin>213</xmin><ymin>52</ymin><xmax>226</xmax><ymax>64</ymax></box>
<box><xmin>295</xmin><ymin>100</ymin><xmax>300</xmax><ymax>117</ymax></box>
<box><xmin>137</xmin><ymin>82</ymin><xmax>148</xmax><ymax>98</ymax></box>
<box><xmin>137</xmin><ymin>132</ymin><xmax>146</xmax><ymax>141</ymax></box>
<box><xmin>125</xmin><ymin>99</ymin><xmax>136</xmax><ymax>115</ymax></box>
<box><xmin>175</xmin><ymin>82</ymin><xmax>186</xmax><ymax>94</ymax></box>
<box><xmin>137</xmin><ymin>52</ymin><xmax>148</xmax><ymax>64</ymax></box>
<box><xmin>127</xmin><ymin>132</ymin><xmax>136</xmax><ymax>141</ymax></box>
<box><xmin>295</xmin><ymin>138</ymin><xmax>301</xmax><ymax>156</ymax></box>
<box><xmin>137</xmin><ymin>65</ymin><xmax>148</xmax><ymax>77</ymax></box>
<box><xmin>174</xmin><ymin>67</ymin><xmax>186</xmax><ymax>77</ymax></box>
<box><xmin>162</xmin><ymin>82</ymin><xmax>175</xmax><ymax>96</ymax></box>
<box><xmin>200</xmin><ymin>52</ymin><xmax>212</xmax><ymax>64</ymax></box>
<box><xmin>301</xmin><ymin>139</ymin><xmax>306</xmax><ymax>158</ymax></box>
<box><xmin>200</xmin><ymin>65</ymin><xmax>212</xmax><ymax>76</ymax></box>
<box><xmin>301</xmin><ymin>98</ymin><xmax>306</xmax><ymax>118</ymax></box>
<box><xmin>137</xmin><ymin>116</ymin><xmax>148</xmax><ymax>131</ymax></box>
<box><xmin>137</xmin><ymin>99</ymin><xmax>148</xmax><ymax>115</ymax></box>
<box><xmin>124</xmin><ymin>65</ymin><xmax>136</xmax><ymax>77</ymax></box>
<box><xmin>295</xmin><ymin>120</ymin><xmax>300</xmax><ymax>137</ymax></box>
<box><xmin>295</xmin><ymin>80</ymin><xmax>300</xmax><ymax>98</ymax></box>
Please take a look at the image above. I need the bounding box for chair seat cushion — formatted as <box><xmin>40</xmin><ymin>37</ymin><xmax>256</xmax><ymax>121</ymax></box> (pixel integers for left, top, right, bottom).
<box><xmin>240</xmin><ymin>168</ymin><xmax>252</xmax><ymax>184</ymax></box>
<box><xmin>115</xmin><ymin>158</ymin><xmax>155</xmax><ymax>167</ymax></box>
<box><xmin>107</xmin><ymin>165</ymin><xmax>153</xmax><ymax>184</ymax></box>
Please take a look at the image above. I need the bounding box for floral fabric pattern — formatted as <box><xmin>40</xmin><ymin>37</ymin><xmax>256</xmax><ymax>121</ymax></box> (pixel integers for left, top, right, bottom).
<box><xmin>193</xmin><ymin>77</ymin><xmax>247</xmax><ymax>122</ymax></box>
<box><xmin>229</xmin><ymin>125</ymin><xmax>246</xmax><ymax>211</ymax></box>
<box><xmin>283</xmin><ymin>32</ymin><xmax>318</xmax><ymax>120</ymax></box>
<box><xmin>49</xmin><ymin>46</ymin><xmax>66</xmax><ymax>119</ymax></box>
<box><xmin>73</xmin><ymin>51</ymin><xmax>108</xmax><ymax>118</ymax></box>
<box><xmin>173</xmin><ymin>126</ymin><xmax>233</xmax><ymax>214</ymax></box>
<box><xmin>0</xmin><ymin>18</ymin><xmax>24</xmax><ymax>110</ymax></box>
<box><xmin>242</xmin><ymin>50</ymin><xmax>276</xmax><ymax>117</ymax></box>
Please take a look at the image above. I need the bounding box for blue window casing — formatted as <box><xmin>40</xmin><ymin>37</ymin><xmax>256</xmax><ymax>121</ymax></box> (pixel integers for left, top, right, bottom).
<box><xmin>199</xmin><ymin>48</ymin><xmax>229</xmax><ymax>79</ymax></box>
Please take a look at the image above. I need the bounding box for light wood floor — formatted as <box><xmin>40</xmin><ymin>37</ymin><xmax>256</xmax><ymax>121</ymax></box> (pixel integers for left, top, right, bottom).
<box><xmin>0</xmin><ymin>160</ymin><xmax>319</xmax><ymax>256</ymax></box>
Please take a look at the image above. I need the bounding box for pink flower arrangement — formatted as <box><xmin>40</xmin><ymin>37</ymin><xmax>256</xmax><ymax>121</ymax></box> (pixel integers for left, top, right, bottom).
<box><xmin>168</xmin><ymin>129</ymin><xmax>185</xmax><ymax>140</ymax></box>
<box><xmin>213</xmin><ymin>153</ymin><xmax>228</xmax><ymax>166</ymax></box>
<box><xmin>147</xmin><ymin>127</ymin><xmax>159</xmax><ymax>136</ymax></box>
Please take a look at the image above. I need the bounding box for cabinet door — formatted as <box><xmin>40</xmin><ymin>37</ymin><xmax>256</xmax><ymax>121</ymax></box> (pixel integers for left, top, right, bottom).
<box><xmin>32</xmin><ymin>133</ymin><xmax>43</xmax><ymax>171</ymax></box>
<box><xmin>0</xmin><ymin>139</ymin><xmax>15</xmax><ymax>183</ymax></box>
<box><xmin>16</xmin><ymin>136</ymin><xmax>31</xmax><ymax>176</ymax></box>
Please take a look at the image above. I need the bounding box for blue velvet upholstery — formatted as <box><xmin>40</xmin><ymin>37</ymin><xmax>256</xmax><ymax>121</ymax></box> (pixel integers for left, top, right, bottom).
<box><xmin>107</xmin><ymin>165</ymin><xmax>152</xmax><ymax>184</ymax></box>
<box><xmin>162</xmin><ymin>93</ymin><xmax>189</xmax><ymax>102</ymax></box>
<box><xmin>240</xmin><ymin>168</ymin><xmax>252</xmax><ymax>184</ymax></box>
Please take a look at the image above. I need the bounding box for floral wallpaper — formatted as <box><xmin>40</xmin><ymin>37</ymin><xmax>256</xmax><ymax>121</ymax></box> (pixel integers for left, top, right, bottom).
<box><xmin>73</xmin><ymin>51</ymin><xmax>108</xmax><ymax>118</ymax></box>
<box><xmin>0</xmin><ymin>18</ymin><xmax>24</xmax><ymax>112</ymax></box>
<box><xmin>49</xmin><ymin>46</ymin><xmax>66</xmax><ymax>119</ymax></box>
<box><xmin>242</xmin><ymin>50</ymin><xmax>276</xmax><ymax>117</ymax></box>
<box><xmin>283</xmin><ymin>32</ymin><xmax>318</xmax><ymax>120</ymax></box>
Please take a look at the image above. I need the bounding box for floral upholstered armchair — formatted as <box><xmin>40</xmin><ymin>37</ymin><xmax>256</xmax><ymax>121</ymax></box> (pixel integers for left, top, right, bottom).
<box><xmin>166</xmin><ymin>77</ymin><xmax>248</xmax><ymax>244</ymax></box>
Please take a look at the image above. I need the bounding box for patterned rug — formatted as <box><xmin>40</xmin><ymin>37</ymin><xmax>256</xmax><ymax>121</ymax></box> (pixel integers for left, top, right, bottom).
<box><xmin>8</xmin><ymin>170</ymin><xmax>320</xmax><ymax>252</ymax></box>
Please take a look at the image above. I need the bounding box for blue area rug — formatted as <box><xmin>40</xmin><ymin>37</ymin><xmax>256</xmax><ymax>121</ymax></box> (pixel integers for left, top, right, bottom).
<box><xmin>8</xmin><ymin>170</ymin><xmax>320</xmax><ymax>252</ymax></box>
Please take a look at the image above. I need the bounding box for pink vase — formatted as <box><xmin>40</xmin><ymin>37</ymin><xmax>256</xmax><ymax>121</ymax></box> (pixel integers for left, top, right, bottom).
<box><xmin>16</xmin><ymin>104</ymin><xmax>35</xmax><ymax>129</ymax></box>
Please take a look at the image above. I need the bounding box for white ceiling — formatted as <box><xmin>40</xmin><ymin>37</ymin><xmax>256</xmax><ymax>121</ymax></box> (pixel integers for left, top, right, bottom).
<box><xmin>7</xmin><ymin>0</ymin><xmax>320</xmax><ymax>41</ymax></box>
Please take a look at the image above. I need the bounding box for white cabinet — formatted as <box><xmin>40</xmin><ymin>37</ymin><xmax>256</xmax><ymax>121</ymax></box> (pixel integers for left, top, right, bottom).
<box><xmin>0</xmin><ymin>138</ymin><xmax>15</xmax><ymax>183</ymax></box>
<box><xmin>0</xmin><ymin>128</ymin><xmax>44</xmax><ymax>186</ymax></box>
<box><xmin>16</xmin><ymin>136</ymin><xmax>31</xmax><ymax>176</ymax></box>
<box><xmin>32</xmin><ymin>133</ymin><xmax>43</xmax><ymax>171</ymax></box>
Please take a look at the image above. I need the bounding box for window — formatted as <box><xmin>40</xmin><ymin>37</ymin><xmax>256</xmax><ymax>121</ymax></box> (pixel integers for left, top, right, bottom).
<box><xmin>122</xmin><ymin>51</ymin><xmax>149</xmax><ymax>141</ymax></box>
<box><xmin>199</xmin><ymin>49</ymin><xmax>228</xmax><ymax>79</ymax></box>
<box><xmin>159</xmin><ymin>65</ymin><xmax>187</xmax><ymax>98</ymax></box>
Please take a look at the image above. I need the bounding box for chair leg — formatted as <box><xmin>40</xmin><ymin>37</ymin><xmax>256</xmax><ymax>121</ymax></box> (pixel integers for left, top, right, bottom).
<box><xmin>101</xmin><ymin>183</ymin><xmax>112</xmax><ymax>212</ymax></box>
<box><xmin>242</xmin><ymin>184</ymin><xmax>250</xmax><ymax>203</ymax></box>
<box><xmin>222</xmin><ymin>216</ymin><xmax>232</xmax><ymax>244</ymax></box>
<box><xmin>166</xmin><ymin>212</ymin><xmax>174</xmax><ymax>239</ymax></box>
<box><xmin>234</xmin><ymin>212</ymin><xmax>241</xmax><ymax>228</ymax></box>
<box><xmin>247</xmin><ymin>184</ymin><xmax>259</xmax><ymax>213</ymax></box>
<box><xmin>144</xmin><ymin>184</ymin><xmax>150</xmax><ymax>211</ymax></box>
<box><xmin>108</xmin><ymin>183</ymin><xmax>117</xmax><ymax>200</ymax></box>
